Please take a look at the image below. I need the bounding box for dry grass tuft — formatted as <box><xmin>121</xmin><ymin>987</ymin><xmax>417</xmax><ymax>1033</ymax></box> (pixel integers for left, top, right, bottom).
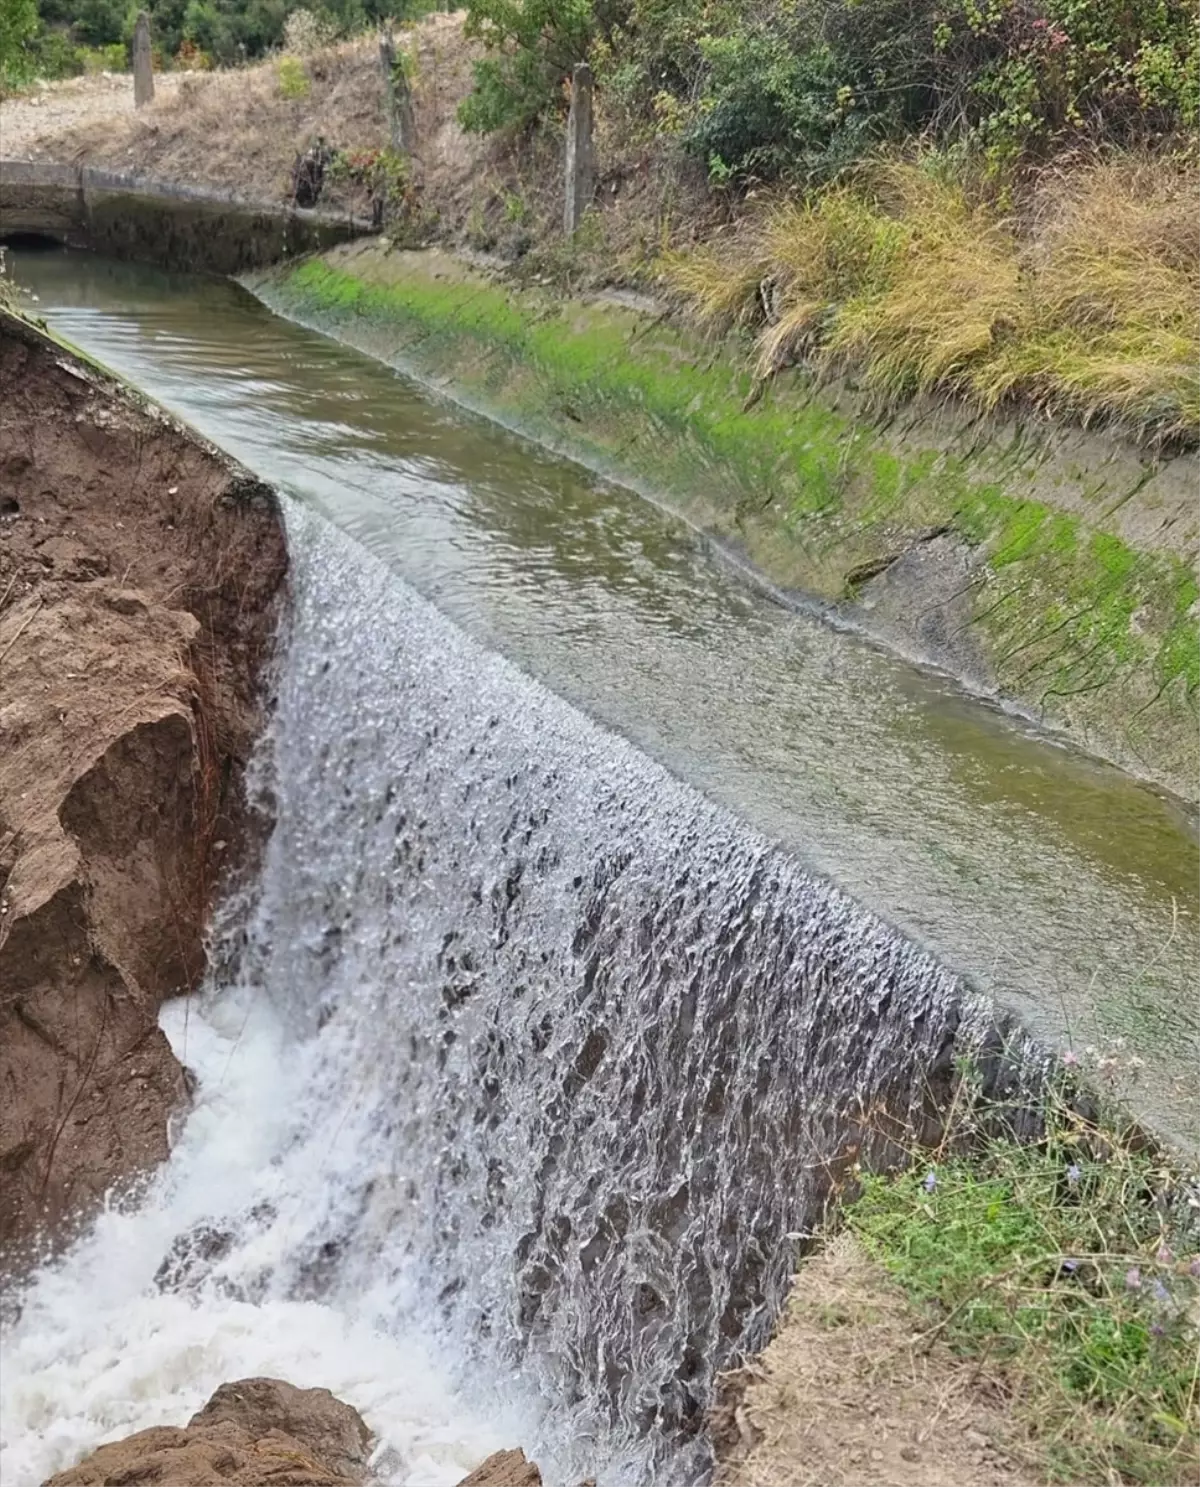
<box><xmin>663</xmin><ymin>154</ymin><xmax>1200</xmax><ymax>446</ymax></box>
<box><xmin>660</xmin><ymin>240</ymin><xmax>767</xmax><ymax>332</ymax></box>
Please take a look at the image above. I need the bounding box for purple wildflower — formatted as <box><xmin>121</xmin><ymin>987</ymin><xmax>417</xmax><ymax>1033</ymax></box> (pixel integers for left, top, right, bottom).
<box><xmin>1156</xmin><ymin>1244</ymin><xmax>1173</xmax><ymax>1265</ymax></box>
<box><xmin>923</xmin><ymin>1170</ymin><xmax>937</xmax><ymax>1194</ymax></box>
<box><xmin>1062</xmin><ymin>1049</ymin><xmax>1079</xmax><ymax>1067</ymax></box>
<box><xmin>1066</xmin><ymin>1163</ymin><xmax>1081</xmax><ymax>1188</ymax></box>
<box><xmin>1151</xmin><ymin>1321</ymin><xmax>1166</xmax><ymax>1338</ymax></box>
<box><xmin>1062</xmin><ymin>1258</ymin><xmax>1079</xmax><ymax>1273</ymax></box>
<box><xmin>1190</xmin><ymin>1256</ymin><xmax>1200</xmax><ymax>1279</ymax></box>
<box><xmin>1125</xmin><ymin>1267</ymin><xmax>1142</xmax><ymax>1291</ymax></box>
<box><xmin>1153</xmin><ymin>1279</ymin><xmax>1171</xmax><ymax>1304</ymax></box>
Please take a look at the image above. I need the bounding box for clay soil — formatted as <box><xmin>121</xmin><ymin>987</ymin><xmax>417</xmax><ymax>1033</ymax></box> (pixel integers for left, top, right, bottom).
<box><xmin>712</xmin><ymin>1234</ymin><xmax>1038</xmax><ymax>1487</ymax></box>
<box><xmin>0</xmin><ymin>311</ymin><xmax>287</xmax><ymax>1259</ymax></box>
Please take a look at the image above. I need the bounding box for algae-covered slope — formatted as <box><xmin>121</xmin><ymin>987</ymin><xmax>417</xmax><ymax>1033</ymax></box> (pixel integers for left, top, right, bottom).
<box><xmin>256</xmin><ymin>242</ymin><xmax>1199</xmax><ymax>805</ymax></box>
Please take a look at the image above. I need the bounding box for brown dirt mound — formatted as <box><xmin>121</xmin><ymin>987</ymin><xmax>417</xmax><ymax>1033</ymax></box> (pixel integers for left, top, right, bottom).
<box><xmin>0</xmin><ymin>312</ymin><xmax>287</xmax><ymax>1259</ymax></box>
<box><xmin>44</xmin><ymin>1376</ymin><xmax>373</xmax><ymax>1486</ymax></box>
<box><xmin>43</xmin><ymin>1382</ymin><xmax>571</xmax><ymax>1487</ymax></box>
<box><xmin>712</xmin><ymin>1234</ymin><xmax>1037</xmax><ymax>1487</ymax></box>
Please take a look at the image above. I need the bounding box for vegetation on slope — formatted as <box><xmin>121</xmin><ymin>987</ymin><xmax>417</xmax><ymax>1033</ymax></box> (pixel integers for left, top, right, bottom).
<box><xmin>457</xmin><ymin>0</ymin><xmax>1197</xmax><ymax>185</ymax></box>
<box><xmin>445</xmin><ymin>0</ymin><xmax>1199</xmax><ymax>446</ymax></box>
<box><xmin>0</xmin><ymin>0</ymin><xmax>441</xmax><ymax>83</ymax></box>
<box><xmin>847</xmin><ymin>1068</ymin><xmax>1200</xmax><ymax>1485</ymax></box>
<box><xmin>665</xmin><ymin>153</ymin><xmax>1200</xmax><ymax>446</ymax></box>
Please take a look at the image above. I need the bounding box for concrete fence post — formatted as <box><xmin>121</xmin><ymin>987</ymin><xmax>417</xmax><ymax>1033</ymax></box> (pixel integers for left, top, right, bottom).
<box><xmin>132</xmin><ymin>11</ymin><xmax>154</xmax><ymax>108</ymax></box>
<box><xmin>564</xmin><ymin>62</ymin><xmax>594</xmax><ymax>236</ymax></box>
<box><xmin>379</xmin><ymin>29</ymin><xmax>417</xmax><ymax>158</ymax></box>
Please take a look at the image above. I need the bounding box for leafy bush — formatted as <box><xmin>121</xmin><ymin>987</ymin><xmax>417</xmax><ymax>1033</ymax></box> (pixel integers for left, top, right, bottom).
<box><xmin>931</xmin><ymin>0</ymin><xmax>1200</xmax><ymax>172</ymax></box>
<box><xmin>458</xmin><ymin>0</ymin><xmax>615</xmax><ymax>134</ymax></box>
<box><xmin>29</xmin><ymin>0</ymin><xmax>405</xmax><ymax>68</ymax></box>
<box><xmin>281</xmin><ymin>4</ymin><xmax>333</xmax><ymax>53</ymax></box>
<box><xmin>72</xmin><ymin>37</ymin><xmax>122</xmax><ymax>68</ymax></box>
<box><xmin>462</xmin><ymin>0</ymin><xmax>1199</xmax><ymax>184</ymax></box>
<box><xmin>276</xmin><ymin>50</ymin><xmax>308</xmax><ymax>96</ymax></box>
<box><xmin>1</xmin><ymin>0</ymin><xmax>40</xmax><ymax>84</ymax></box>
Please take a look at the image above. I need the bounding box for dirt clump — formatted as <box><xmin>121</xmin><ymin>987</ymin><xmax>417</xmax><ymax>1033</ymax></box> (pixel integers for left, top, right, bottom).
<box><xmin>455</xmin><ymin>1449</ymin><xmax>543</xmax><ymax>1486</ymax></box>
<box><xmin>712</xmin><ymin>1233</ymin><xmax>1036</xmax><ymax>1487</ymax></box>
<box><xmin>44</xmin><ymin>1388</ymin><xmax>571</xmax><ymax>1487</ymax></box>
<box><xmin>43</xmin><ymin>1377</ymin><xmax>372</xmax><ymax>1486</ymax></box>
<box><xmin>0</xmin><ymin>310</ymin><xmax>287</xmax><ymax>1259</ymax></box>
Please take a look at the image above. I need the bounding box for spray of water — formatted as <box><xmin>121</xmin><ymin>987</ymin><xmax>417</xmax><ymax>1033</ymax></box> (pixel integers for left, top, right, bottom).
<box><xmin>2</xmin><ymin>502</ymin><xmax>1030</xmax><ymax>1486</ymax></box>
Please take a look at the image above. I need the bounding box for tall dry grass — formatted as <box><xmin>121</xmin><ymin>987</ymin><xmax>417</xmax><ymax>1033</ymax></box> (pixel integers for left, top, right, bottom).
<box><xmin>663</xmin><ymin>154</ymin><xmax>1200</xmax><ymax>446</ymax></box>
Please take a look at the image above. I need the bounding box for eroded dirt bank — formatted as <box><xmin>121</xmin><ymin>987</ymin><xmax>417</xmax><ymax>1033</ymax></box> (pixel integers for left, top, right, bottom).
<box><xmin>0</xmin><ymin>310</ymin><xmax>287</xmax><ymax>1258</ymax></box>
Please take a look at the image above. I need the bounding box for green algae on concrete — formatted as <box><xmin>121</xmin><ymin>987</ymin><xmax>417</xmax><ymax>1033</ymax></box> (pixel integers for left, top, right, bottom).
<box><xmin>254</xmin><ymin>241</ymin><xmax>1200</xmax><ymax>804</ymax></box>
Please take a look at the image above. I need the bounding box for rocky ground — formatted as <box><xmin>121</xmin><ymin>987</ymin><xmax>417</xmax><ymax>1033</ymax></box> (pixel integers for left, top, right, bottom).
<box><xmin>0</xmin><ymin>310</ymin><xmax>287</xmax><ymax>1260</ymax></box>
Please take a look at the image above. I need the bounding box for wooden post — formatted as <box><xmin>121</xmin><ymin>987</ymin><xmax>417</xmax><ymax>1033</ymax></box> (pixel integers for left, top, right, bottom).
<box><xmin>132</xmin><ymin>11</ymin><xmax>154</xmax><ymax>108</ymax></box>
<box><xmin>379</xmin><ymin>28</ymin><xmax>417</xmax><ymax>157</ymax></box>
<box><xmin>564</xmin><ymin>62</ymin><xmax>594</xmax><ymax>236</ymax></box>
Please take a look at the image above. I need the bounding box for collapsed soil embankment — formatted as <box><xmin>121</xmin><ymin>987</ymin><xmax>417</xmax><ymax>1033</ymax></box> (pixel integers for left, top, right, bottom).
<box><xmin>0</xmin><ymin>310</ymin><xmax>287</xmax><ymax>1257</ymax></box>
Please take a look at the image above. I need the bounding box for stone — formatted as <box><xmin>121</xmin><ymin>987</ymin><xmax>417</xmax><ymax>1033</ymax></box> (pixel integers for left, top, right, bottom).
<box><xmin>190</xmin><ymin>1378</ymin><xmax>373</xmax><ymax>1481</ymax></box>
<box><xmin>44</xmin><ymin>1378</ymin><xmax>373</xmax><ymax>1486</ymax></box>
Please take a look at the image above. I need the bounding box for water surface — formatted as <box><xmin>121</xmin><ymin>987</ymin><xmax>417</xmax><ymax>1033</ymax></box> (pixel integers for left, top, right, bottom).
<box><xmin>10</xmin><ymin>246</ymin><xmax>1197</xmax><ymax>1143</ymax></box>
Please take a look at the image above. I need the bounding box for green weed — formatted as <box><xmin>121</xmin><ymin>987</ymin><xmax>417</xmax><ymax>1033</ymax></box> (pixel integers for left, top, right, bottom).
<box><xmin>848</xmin><ymin>1080</ymin><xmax>1200</xmax><ymax>1484</ymax></box>
<box><xmin>276</xmin><ymin>54</ymin><xmax>310</xmax><ymax>101</ymax></box>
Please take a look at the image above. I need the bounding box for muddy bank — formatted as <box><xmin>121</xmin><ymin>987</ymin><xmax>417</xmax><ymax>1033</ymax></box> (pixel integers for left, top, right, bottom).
<box><xmin>0</xmin><ymin>310</ymin><xmax>287</xmax><ymax>1258</ymax></box>
<box><xmin>254</xmin><ymin>243</ymin><xmax>1199</xmax><ymax>806</ymax></box>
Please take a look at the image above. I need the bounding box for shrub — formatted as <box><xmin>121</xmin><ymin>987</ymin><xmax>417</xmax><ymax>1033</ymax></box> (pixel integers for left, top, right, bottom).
<box><xmin>1</xmin><ymin>0</ymin><xmax>39</xmax><ymax>84</ymax></box>
<box><xmin>87</xmin><ymin>37</ymin><xmax>126</xmax><ymax>66</ymax></box>
<box><xmin>281</xmin><ymin>5</ymin><xmax>333</xmax><ymax>54</ymax></box>
<box><xmin>29</xmin><ymin>23</ymin><xmax>87</xmax><ymax>76</ymax></box>
<box><xmin>931</xmin><ymin>0</ymin><xmax>1200</xmax><ymax>167</ymax></box>
<box><xmin>462</xmin><ymin>0</ymin><xmax>1198</xmax><ymax>185</ymax></box>
<box><xmin>458</xmin><ymin>0</ymin><xmax>614</xmax><ymax>134</ymax></box>
<box><xmin>277</xmin><ymin>50</ymin><xmax>309</xmax><ymax>97</ymax></box>
<box><xmin>679</xmin><ymin>0</ymin><xmax>932</xmax><ymax>185</ymax></box>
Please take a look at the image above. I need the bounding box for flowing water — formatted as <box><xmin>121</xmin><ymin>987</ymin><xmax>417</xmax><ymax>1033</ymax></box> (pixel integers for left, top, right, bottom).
<box><xmin>2</xmin><ymin>246</ymin><xmax>1198</xmax><ymax>1486</ymax></box>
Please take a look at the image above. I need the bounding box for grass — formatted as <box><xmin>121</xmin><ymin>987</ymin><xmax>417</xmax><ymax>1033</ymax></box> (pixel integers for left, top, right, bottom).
<box><xmin>663</xmin><ymin>155</ymin><xmax>1200</xmax><ymax>449</ymax></box>
<box><xmin>847</xmin><ymin>1074</ymin><xmax>1200</xmax><ymax>1485</ymax></box>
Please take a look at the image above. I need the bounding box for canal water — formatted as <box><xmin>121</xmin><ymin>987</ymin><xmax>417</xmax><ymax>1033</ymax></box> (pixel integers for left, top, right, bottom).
<box><xmin>8</xmin><ymin>245</ymin><xmax>1197</xmax><ymax>1141</ymax></box>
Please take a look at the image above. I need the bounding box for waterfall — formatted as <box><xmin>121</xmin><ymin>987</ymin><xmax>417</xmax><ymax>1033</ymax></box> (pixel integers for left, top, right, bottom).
<box><xmin>3</xmin><ymin>501</ymin><xmax>1028</xmax><ymax>1487</ymax></box>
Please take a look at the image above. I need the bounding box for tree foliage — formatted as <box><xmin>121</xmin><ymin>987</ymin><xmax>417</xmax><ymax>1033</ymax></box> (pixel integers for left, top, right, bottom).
<box><xmin>1</xmin><ymin>0</ymin><xmax>39</xmax><ymax>84</ymax></box>
<box><xmin>459</xmin><ymin>0</ymin><xmax>1200</xmax><ymax>182</ymax></box>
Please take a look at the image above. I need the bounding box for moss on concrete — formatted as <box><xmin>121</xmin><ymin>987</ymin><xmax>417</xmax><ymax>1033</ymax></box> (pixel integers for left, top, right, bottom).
<box><xmin>255</xmin><ymin>242</ymin><xmax>1199</xmax><ymax>803</ymax></box>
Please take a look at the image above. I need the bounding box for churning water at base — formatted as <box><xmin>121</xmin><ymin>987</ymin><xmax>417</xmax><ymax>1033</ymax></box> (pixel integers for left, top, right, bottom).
<box><xmin>5</xmin><ymin>503</ymin><xmax>1026</xmax><ymax>1486</ymax></box>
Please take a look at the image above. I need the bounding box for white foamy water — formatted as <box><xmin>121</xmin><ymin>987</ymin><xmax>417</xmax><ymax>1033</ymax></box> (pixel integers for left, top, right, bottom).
<box><xmin>0</xmin><ymin>982</ymin><xmax>522</xmax><ymax>1487</ymax></box>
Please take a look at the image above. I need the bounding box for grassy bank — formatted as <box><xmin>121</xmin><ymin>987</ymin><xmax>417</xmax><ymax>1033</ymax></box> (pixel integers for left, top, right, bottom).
<box><xmin>256</xmin><ymin>241</ymin><xmax>1199</xmax><ymax>803</ymax></box>
<box><xmin>724</xmin><ymin>1065</ymin><xmax>1200</xmax><ymax>1487</ymax></box>
<box><xmin>845</xmin><ymin>1075</ymin><xmax>1200</xmax><ymax>1485</ymax></box>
